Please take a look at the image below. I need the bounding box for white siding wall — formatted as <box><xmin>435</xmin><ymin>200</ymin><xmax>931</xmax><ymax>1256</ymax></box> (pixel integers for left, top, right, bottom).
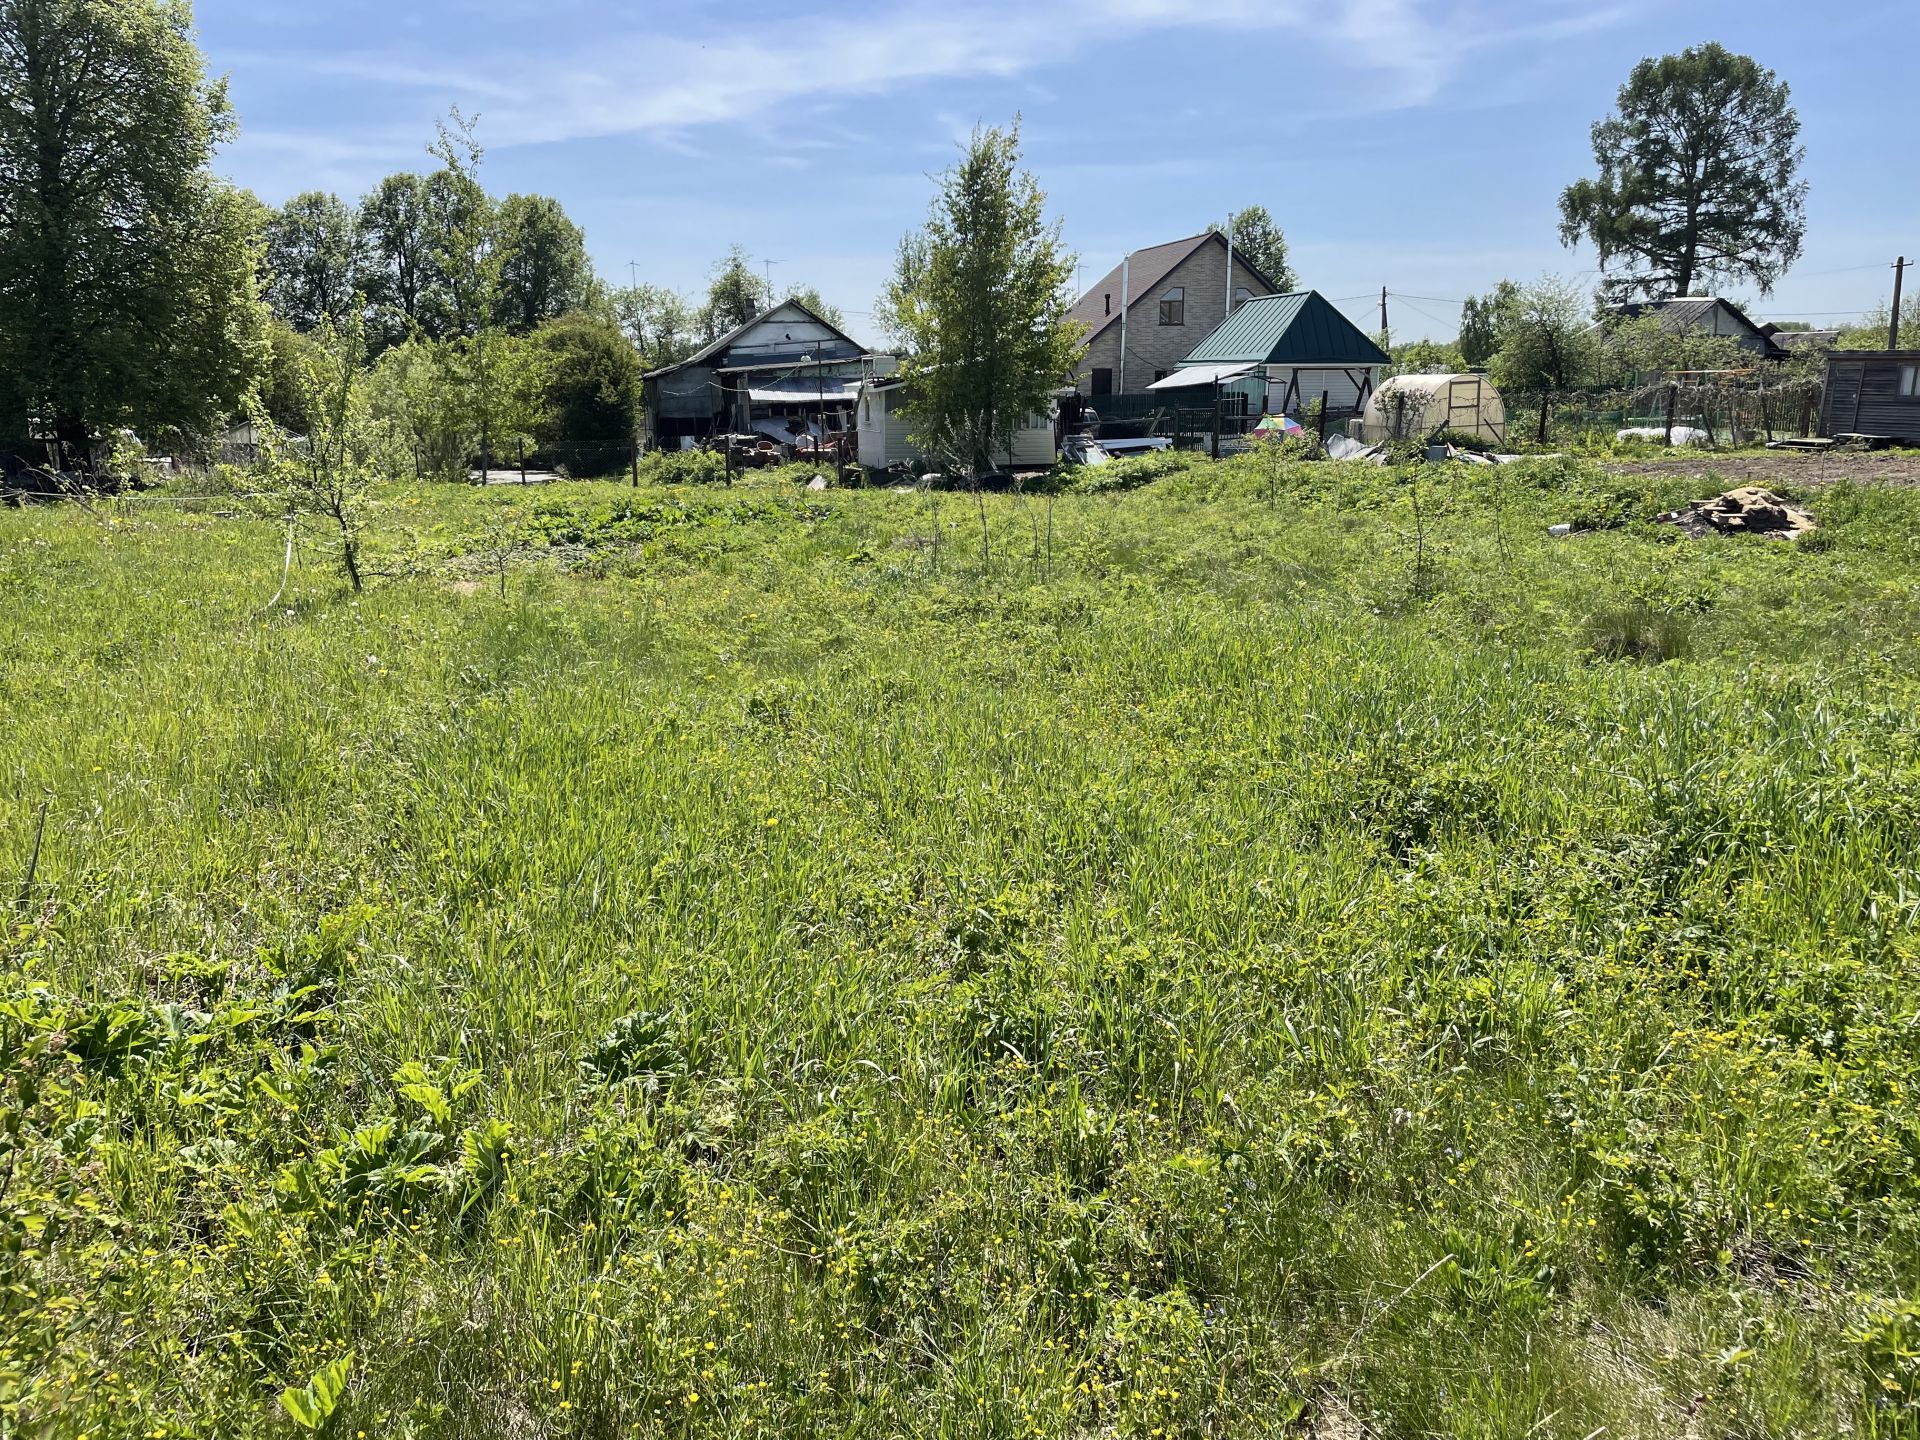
<box><xmin>856</xmin><ymin>388</ymin><xmax>1055</xmax><ymax>470</ymax></box>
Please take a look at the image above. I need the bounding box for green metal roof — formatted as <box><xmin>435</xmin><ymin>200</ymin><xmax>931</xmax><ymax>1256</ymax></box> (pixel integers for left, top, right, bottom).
<box><xmin>1179</xmin><ymin>290</ymin><xmax>1390</xmax><ymax>368</ymax></box>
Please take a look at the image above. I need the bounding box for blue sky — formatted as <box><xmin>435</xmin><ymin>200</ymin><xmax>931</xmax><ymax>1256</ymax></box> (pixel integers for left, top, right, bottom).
<box><xmin>198</xmin><ymin>0</ymin><xmax>1916</xmax><ymax>346</ymax></box>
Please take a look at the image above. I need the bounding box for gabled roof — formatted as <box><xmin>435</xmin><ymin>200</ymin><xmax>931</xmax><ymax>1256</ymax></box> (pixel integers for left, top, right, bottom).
<box><xmin>1179</xmin><ymin>290</ymin><xmax>1390</xmax><ymax>368</ymax></box>
<box><xmin>1607</xmin><ymin>297</ymin><xmax>1786</xmax><ymax>358</ymax></box>
<box><xmin>642</xmin><ymin>299</ymin><xmax>860</xmax><ymax>378</ymax></box>
<box><xmin>1068</xmin><ymin>232</ymin><xmax>1280</xmax><ymax>346</ymax></box>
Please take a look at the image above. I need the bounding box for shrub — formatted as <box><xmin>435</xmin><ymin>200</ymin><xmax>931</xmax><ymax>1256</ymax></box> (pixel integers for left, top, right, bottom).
<box><xmin>638</xmin><ymin>448</ymin><xmax>727</xmax><ymax>486</ymax></box>
<box><xmin>1431</xmin><ymin>426</ymin><xmax>1498</xmax><ymax>454</ymax></box>
<box><xmin>1073</xmin><ymin>447</ymin><xmax>1204</xmax><ymax>494</ymax></box>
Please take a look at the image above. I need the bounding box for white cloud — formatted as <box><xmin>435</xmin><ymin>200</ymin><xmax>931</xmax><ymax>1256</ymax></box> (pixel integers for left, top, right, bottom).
<box><xmin>240</xmin><ymin>0</ymin><xmax>1599</xmax><ymax>154</ymax></box>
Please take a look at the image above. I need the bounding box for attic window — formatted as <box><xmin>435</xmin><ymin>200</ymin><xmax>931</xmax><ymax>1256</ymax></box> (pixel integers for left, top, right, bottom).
<box><xmin>1159</xmin><ymin>287</ymin><xmax>1185</xmax><ymax>326</ymax></box>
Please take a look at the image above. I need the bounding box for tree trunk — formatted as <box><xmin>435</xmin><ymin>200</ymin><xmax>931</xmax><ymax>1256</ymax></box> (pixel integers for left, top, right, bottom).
<box><xmin>341</xmin><ymin>533</ymin><xmax>363</xmax><ymax>592</ymax></box>
<box><xmin>1537</xmin><ymin>389</ymin><xmax>1552</xmax><ymax>445</ymax></box>
<box><xmin>55</xmin><ymin>412</ymin><xmax>90</xmax><ymax>474</ymax></box>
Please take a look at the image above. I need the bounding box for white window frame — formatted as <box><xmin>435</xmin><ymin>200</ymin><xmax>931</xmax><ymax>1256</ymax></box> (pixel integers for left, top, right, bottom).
<box><xmin>1899</xmin><ymin>363</ymin><xmax>1920</xmax><ymax>399</ymax></box>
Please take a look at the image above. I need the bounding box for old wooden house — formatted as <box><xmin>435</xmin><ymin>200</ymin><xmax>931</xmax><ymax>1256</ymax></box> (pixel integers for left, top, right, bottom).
<box><xmin>642</xmin><ymin>301</ymin><xmax>880</xmax><ymax>450</ymax></box>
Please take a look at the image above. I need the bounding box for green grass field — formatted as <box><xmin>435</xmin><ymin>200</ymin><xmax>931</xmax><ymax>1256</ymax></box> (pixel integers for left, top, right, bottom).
<box><xmin>6</xmin><ymin>455</ymin><xmax>1920</xmax><ymax>1438</ymax></box>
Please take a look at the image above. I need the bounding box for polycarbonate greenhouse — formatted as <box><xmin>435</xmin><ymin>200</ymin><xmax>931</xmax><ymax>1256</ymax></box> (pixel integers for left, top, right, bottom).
<box><xmin>1362</xmin><ymin>373</ymin><xmax>1508</xmax><ymax>445</ymax></box>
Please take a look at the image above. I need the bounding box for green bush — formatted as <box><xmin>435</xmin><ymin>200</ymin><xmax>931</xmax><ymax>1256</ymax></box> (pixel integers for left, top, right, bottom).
<box><xmin>637</xmin><ymin>447</ymin><xmax>727</xmax><ymax>486</ymax></box>
<box><xmin>1072</xmin><ymin>447</ymin><xmax>1204</xmax><ymax>493</ymax></box>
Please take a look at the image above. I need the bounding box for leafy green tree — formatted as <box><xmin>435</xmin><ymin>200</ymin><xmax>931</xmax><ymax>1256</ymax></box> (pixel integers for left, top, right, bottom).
<box><xmin>1389</xmin><ymin>338</ymin><xmax>1465</xmax><ymax>375</ymax></box>
<box><xmin>532</xmin><ymin>313</ymin><xmax>639</xmax><ymax>475</ymax></box>
<box><xmin>1596</xmin><ymin>313</ymin><xmax>1746</xmax><ymax>388</ymax></box>
<box><xmin>1490</xmin><ymin>275</ymin><xmax>1601</xmax><ymax>442</ymax></box>
<box><xmin>252</xmin><ymin>309</ymin><xmax>403</xmax><ymax>591</ymax></box>
<box><xmin>1559</xmin><ymin>43</ymin><xmax>1807</xmax><ymax>302</ymax></box>
<box><xmin>494</xmin><ymin>194</ymin><xmax>595</xmax><ymax>333</ymax></box>
<box><xmin>1209</xmin><ymin>206</ymin><xmax>1296</xmax><ymax>291</ymax></box>
<box><xmin>1458</xmin><ymin>280</ymin><xmax>1519</xmax><ymax>368</ymax></box>
<box><xmin>0</xmin><ymin>0</ymin><xmax>267</xmax><ymax>461</ymax></box>
<box><xmin>358</xmin><ymin>173</ymin><xmax>434</xmax><ymax>347</ymax></box>
<box><xmin>264</xmin><ymin>191</ymin><xmax>363</xmax><ymax>332</ymax></box>
<box><xmin>1838</xmin><ymin>298</ymin><xmax>1920</xmax><ymax>351</ymax></box>
<box><xmin>258</xmin><ymin>319</ymin><xmax>325</xmax><ymax>433</ymax></box>
<box><xmin>613</xmin><ymin>283</ymin><xmax>700</xmax><ymax>371</ymax></box>
<box><xmin>880</xmin><ymin>120</ymin><xmax>1080</xmax><ymax>477</ymax></box>
<box><xmin>369</xmin><ymin>337</ymin><xmax>466</xmax><ymax>479</ymax></box>
<box><xmin>702</xmin><ymin>246</ymin><xmax>767</xmax><ymax>337</ymax></box>
<box><xmin>782</xmin><ymin>284</ymin><xmax>845</xmax><ymax>331</ymax></box>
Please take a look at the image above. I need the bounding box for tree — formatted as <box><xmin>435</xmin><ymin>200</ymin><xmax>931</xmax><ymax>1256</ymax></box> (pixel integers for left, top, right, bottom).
<box><xmin>613</xmin><ymin>283</ymin><xmax>700</xmax><ymax>371</ymax></box>
<box><xmin>358</xmin><ymin>173</ymin><xmax>433</xmax><ymax>347</ymax></box>
<box><xmin>1596</xmin><ymin>313</ymin><xmax>1745</xmax><ymax>388</ymax></box>
<box><xmin>259</xmin><ymin>319</ymin><xmax>324</xmax><ymax>434</ymax></box>
<box><xmin>1209</xmin><ymin>206</ymin><xmax>1296</xmax><ymax>292</ymax></box>
<box><xmin>532</xmin><ymin>313</ymin><xmax>639</xmax><ymax>475</ymax></box>
<box><xmin>253</xmin><ymin>310</ymin><xmax>403</xmax><ymax>591</ymax></box>
<box><xmin>494</xmin><ymin>193</ymin><xmax>594</xmax><ymax>333</ymax></box>
<box><xmin>1559</xmin><ymin>43</ymin><xmax>1807</xmax><ymax>303</ymax></box>
<box><xmin>0</xmin><ymin>0</ymin><xmax>267</xmax><ymax>461</ymax></box>
<box><xmin>702</xmin><ymin>246</ymin><xmax>767</xmax><ymax>337</ymax></box>
<box><xmin>1458</xmin><ymin>280</ymin><xmax>1519</xmax><ymax>368</ymax></box>
<box><xmin>264</xmin><ymin>191</ymin><xmax>363</xmax><ymax>332</ymax></box>
<box><xmin>1490</xmin><ymin>275</ymin><xmax>1601</xmax><ymax>442</ymax></box>
<box><xmin>880</xmin><ymin>120</ymin><xmax>1080</xmax><ymax>478</ymax></box>
<box><xmin>782</xmin><ymin>284</ymin><xmax>845</xmax><ymax>331</ymax></box>
<box><xmin>1838</xmin><ymin>298</ymin><xmax>1920</xmax><ymax>352</ymax></box>
<box><xmin>369</xmin><ymin>337</ymin><xmax>465</xmax><ymax>480</ymax></box>
<box><xmin>1389</xmin><ymin>338</ymin><xmax>1465</xmax><ymax>375</ymax></box>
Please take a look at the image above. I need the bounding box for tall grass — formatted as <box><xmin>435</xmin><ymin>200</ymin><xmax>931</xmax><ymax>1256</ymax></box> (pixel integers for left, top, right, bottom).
<box><xmin>4</xmin><ymin>460</ymin><xmax>1920</xmax><ymax>1437</ymax></box>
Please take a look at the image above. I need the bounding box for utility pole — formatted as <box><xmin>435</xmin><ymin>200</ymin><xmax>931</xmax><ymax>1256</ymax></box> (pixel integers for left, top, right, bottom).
<box><xmin>1225</xmin><ymin>209</ymin><xmax>1235</xmax><ymax>318</ymax></box>
<box><xmin>763</xmin><ymin>259</ymin><xmax>783</xmax><ymax>308</ymax></box>
<box><xmin>1891</xmin><ymin>257</ymin><xmax>1907</xmax><ymax>351</ymax></box>
<box><xmin>628</xmin><ymin>260</ymin><xmax>639</xmax><ymax>289</ymax></box>
<box><xmin>1380</xmin><ymin>286</ymin><xmax>1390</xmax><ymax>346</ymax></box>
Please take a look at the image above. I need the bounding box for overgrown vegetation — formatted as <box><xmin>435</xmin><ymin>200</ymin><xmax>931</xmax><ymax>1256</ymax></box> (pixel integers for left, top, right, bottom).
<box><xmin>6</xmin><ymin>452</ymin><xmax>1920</xmax><ymax>1437</ymax></box>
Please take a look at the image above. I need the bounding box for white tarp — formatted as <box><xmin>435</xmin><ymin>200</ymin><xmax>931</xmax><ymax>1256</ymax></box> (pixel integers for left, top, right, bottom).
<box><xmin>746</xmin><ymin>378</ymin><xmax>859</xmax><ymax>403</ymax></box>
<box><xmin>1145</xmin><ymin>363</ymin><xmax>1258</xmax><ymax>391</ymax></box>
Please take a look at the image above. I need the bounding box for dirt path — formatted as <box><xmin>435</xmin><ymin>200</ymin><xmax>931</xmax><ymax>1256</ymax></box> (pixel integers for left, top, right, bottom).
<box><xmin>1602</xmin><ymin>449</ymin><xmax>1920</xmax><ymax>488</ymax></box>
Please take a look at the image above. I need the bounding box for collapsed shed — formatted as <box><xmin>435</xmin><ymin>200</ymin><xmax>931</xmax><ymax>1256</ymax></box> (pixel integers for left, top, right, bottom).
<box><xmin>1361</xmin><ymin>373</ymin><xmax>1507</xmax><ymax>445</ymax></box>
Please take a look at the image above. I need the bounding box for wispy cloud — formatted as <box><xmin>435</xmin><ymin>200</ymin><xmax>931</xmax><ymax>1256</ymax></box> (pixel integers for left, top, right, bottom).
<box><xmin>235</xmin><ymin>0</ymin><xmax>1600</xmax><ymax>155</ymax></box>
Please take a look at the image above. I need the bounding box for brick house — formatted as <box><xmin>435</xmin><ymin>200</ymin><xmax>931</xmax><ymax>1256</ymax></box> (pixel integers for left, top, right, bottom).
<box><xmin>1068</xmin><ymin>232</ymin><xmax>1279</xmax><ymax>395</ymax></box>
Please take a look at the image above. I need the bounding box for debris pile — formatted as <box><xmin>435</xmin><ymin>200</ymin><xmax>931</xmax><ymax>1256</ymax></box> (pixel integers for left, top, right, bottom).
<box><xmin>1658</xmin><ymin>486</ymin><xmax>1816</xmax><ymax>540</ymax></box>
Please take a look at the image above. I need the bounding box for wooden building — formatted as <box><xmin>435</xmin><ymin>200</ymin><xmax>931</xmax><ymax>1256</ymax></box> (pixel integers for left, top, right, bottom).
<box><xmin>1820</xmin><ymin>350</ymin><xmax>1920</xmax><ymax>443</ymax></box>
<box><xmin>642</xmin><ymin>301</ymin><xmax>880</xmax><ymax>450</ymax></box>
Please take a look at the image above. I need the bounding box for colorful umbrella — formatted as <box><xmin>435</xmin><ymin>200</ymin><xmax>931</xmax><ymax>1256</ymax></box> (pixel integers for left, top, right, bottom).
<box><xmin>1252</xmin><ymin>414</ymin><xmax>1306</xmax><ymax>441</ymax></box>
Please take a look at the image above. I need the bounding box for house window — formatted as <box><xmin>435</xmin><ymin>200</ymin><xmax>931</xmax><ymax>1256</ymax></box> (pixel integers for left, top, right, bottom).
<box><xmin>1154</xmin><ymin>370</ymin><xmax>1168</xmax><ymax>383</ymax></box>
<box><xmin>1900</xmin><ymin>364</ymin><xmax>1920</xmax><ymax>399</ymax></box>
<box><xmin>1090</xmin><ymin>367</ymin><xmax>1113</xmax><ymax>396</ymax></box>
<box><xmin>1233</xmin><ymin>286</ymin><xmax>1254</xmax><ymax>310</ymax></box>
<box><xmin>1159</xmin><ymin>288</ymin><xmax>1185</xmax><ymax>326</ymax></box>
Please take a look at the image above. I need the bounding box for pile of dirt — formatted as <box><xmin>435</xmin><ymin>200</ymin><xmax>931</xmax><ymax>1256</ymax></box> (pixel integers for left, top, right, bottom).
<box><xmin>1658</xmin><ymin>486</ymin><xmax>1816</xmax><ymax>540</ymax></box>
